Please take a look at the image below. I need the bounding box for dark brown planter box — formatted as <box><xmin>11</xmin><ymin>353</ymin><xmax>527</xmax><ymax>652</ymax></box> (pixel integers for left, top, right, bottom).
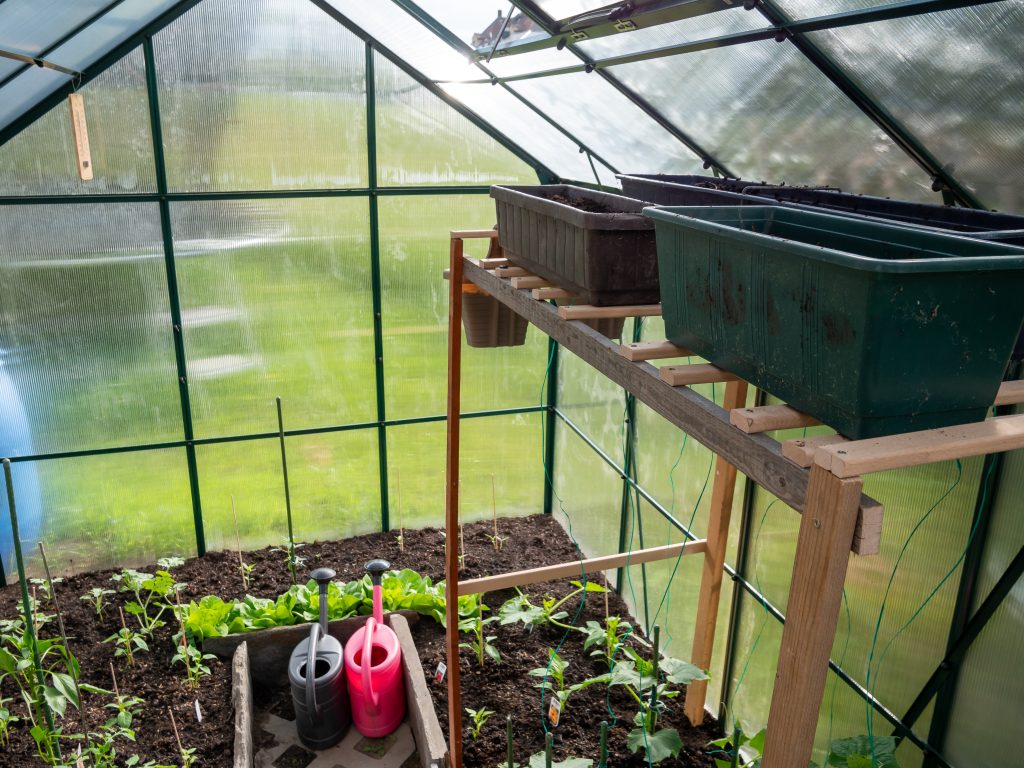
<box><xmin>463</xmin><ymin>292</ymin><xmax>529</xmax><ymax>347</ymax></box>
<box><xmin>491</xmin><ymin>185</ymin><xmax>658</xmax><ymax>306</ymax></box>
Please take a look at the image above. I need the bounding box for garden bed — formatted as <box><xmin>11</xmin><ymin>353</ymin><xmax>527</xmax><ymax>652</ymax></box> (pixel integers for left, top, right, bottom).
<box><xmin>0</xmin><ymin>515</ymin><xmax>721</xmax><ymax>767</ymax></box>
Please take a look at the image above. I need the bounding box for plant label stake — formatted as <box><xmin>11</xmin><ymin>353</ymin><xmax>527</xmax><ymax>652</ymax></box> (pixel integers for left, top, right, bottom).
<box><xmin>548</xmin><ymin>695</ymin><xmax>562</xmax><ymax>728</ymax></box>
<box><xmin>434</xmin><ymin>661</ymin><xmax>447</xmax><ymax>684</ymax></box>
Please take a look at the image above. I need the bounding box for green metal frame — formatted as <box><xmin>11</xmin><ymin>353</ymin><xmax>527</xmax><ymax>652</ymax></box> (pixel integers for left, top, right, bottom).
<box><xmin>542</xmin><ymin>335</ymin><xmax>559</xmax><ymax>516</ymax></box>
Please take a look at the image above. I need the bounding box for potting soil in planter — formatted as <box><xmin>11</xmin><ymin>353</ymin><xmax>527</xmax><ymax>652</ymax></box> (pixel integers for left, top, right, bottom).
<box><xmin>491</xmin><ymin>184</ymin><xmax>659</xmax><ymax>306</ymax></box>
<box><xmin>644</xmin><ymin>205</ymin><xmax>1024</xmax><ymax>439</ymax></box>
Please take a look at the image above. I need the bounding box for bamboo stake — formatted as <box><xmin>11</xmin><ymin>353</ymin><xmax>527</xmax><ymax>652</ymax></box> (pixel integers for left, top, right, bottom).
<box><xmin>169</xmin><ymin>706</ymin><xmax>184</xmax><ymax>754</ymax></box>
<box><xmin>109</xmin><ymin>663</ymin><xmax>119</xmax><ymax>698</ymax></box>
<box><xmin>230</xmin><ymin>495</ymin><xmax>247</xmax><ymax>590</ymax></box>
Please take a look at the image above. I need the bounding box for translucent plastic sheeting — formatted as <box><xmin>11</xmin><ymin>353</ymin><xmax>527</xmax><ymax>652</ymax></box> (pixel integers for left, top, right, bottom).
<box><xmin>806</xmin><ymin>1</ymin><xmax>1024</xmax><ymax>213</ymax></box>
<box><xmin>606</xmin><ymin>40</ymin><xmax>936</xmax><ymax>199</ymax></box>
<box><xmin>774</xmin><ymin>0</ymin><xmax>907</xmax><ymax>18</ymax></box>
<box><xmin>0</xmin><ymin>48</ymin><xmax>156</xmax><ymax>197</ymax></box>
<box><xmin>943</xmin><ymin>413</ymin><xmax>1024</xmax><ymax>767</ymax></box>
<box><xmin>744</xmin><ymin>456</ymin><xmax>982</xmax><ymax>719</ymax></box>
<box><xmin>552</xmin><ymin>417</ymin><xmax>625</xmax><ymax>578</ymax></box>
<box><xmin>0</xmin><ymin>203</ymin><xmax>183</xmax><ymax>455</ymax></box>
<box><xmin>576</xmin><ymin>3</ymin><xmax>767</xmax><ymax>59</ymax></box>
<box><xmin>0</xmin><ymin>448</ymin><xmax>195</xmax><ymax>578</ymax></box>
<box><xmin>170</xmin><ymin>197</ymin><xmax>376</xmax><ymax>437</ymax></box>
<box><xmin>556</xmin><ymin>344</ymin><xmax>629</xmax><ymax>463</ymax></box>
<box><xmin>378</xmin><ymin>194</ymin><xmax>546</xmax><ymax>420</ymax></box>
<box><xmin>374</xmin><ymin>55</ymin><xmax>537</xmax><ymax>186</ymax></box>
<box><xmin>385</xmin><ymin>415</ymin><xmax>544</xmax><ymax>530</ymax></box>
<box><xmin>0</xmin><ymin>66</ymin><xmax>70</xmax><ymax>132</ymax></box>
<box><xmin>0</xmin><ymin>0</ymin><xmax>110</xmax><ymax>63</ymax></box>
<box><xmin>508</xmin><ymin>72</ymin><xmax>704</xmax><ymax>174</ymax></box>
<box><xmin>154</xmin><ymin>0</ymin><xmax>368</xmax><ymax>192</ymax></box>
<box><xmin>442</xmin><ymin>82</ymin><xmax>617</xmax><ymax>183</ymax></box>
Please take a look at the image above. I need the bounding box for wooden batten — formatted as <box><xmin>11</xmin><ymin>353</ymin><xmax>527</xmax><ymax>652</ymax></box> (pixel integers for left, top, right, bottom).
<box><xmin>68</xmin><ymin>93</ymin><xmax>92</xmax><ymax>181</ymax></box>
<box><xmin>478</xmin><ymin>257</ymin><xmax>509</xmax><ymax>269</ymax></box>
<box><xmin>494</xmin><ymin>266</ymin><xmax>530</xmax><ymax>278</ymax></box>
<box><xmin>510</xmin><ymin>275</ymin><xmax>550</xmax><ymax>289</ymax></box>
<box><xmin>450</xmin><ymin>229</ymin><xmax>497</xmax><ymax>239</ymax></box>
<box><xmin>619</xmin><ymin>340</ymin><xmax>691</xmax><ymax>362</ymax></box>
<box><xmin>557</xmin><ymin>303</ymin><xmax>661</xmax><ymax>321</ymax></box>
<box><xmin>532</xmin><ymin>286</ymin><xmax>573</xmax><ymax>300</ymax></box>
<box><xmin>660</xmin><ymin>363</ymin><xmax>738</xmax><ymax>387</ymax></box>
<box><xmin>783</xmin><ymin>434</ymin><xmax>850</xmax><ymax>468</ymax></box>
<box><xmin>995</xmin><ymin>379</ymin><xmax>1024</xmax><ymax>407</ymax></box>
<box><xmin>731</xmin><ymin>404</ymin><xmax>821</xmax><ymax>434</ymax></box>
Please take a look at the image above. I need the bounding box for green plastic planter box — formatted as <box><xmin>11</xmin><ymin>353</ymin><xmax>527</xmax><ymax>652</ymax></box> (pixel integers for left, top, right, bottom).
<box><xmin>643</xmin><ymin>205</ymin><xmax>1024</xmax><ymax>438</ymax></box>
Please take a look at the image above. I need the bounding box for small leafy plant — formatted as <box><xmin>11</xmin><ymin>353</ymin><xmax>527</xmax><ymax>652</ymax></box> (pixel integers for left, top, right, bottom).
<box><xmin>465</xmin><ymin>706</ymin><xmax>494</xmax><ymax>740</ymax></box>
<box><xmin>582</xmin><ymin>615</ymin><xmax>637</xmax><ymax>670</ymax></box>
<box><xmin>111</xmin><ymin>568</ymin><xmax>182</xmax><ymax>638</ymax></box>
<box><xmin>29</xmin><ymin>576</ymin><xmax>63</xmax><ymax>605</ymax></box>
<box><xmin>499</xmin><ymin>581</ymin><xmax>607</xmax><ymax>633</ymax></box>
<box><xmin>459</xmin><ymin>600</ymin><xmax>500</xmax><ymax>667</ymax></box>
<box><xmin>708</xmin><ymin>725</ymin><xmax>766</xmax><ymax>768</ymax></box>
<box><xmin>80</xmin><ymin>587</ymin><xmax>116</xmax><ymax>620</ymax></box>
<box><xmin>0</xmin><ymin>694</ymin><xmax>18</xmax><ymax>747</ymax></box>
<box><xmin>818</xmin><ymin>735</ymin><xmax>900</xmax><ymax>768</ymax></box>
<box><xmin>104</xmin><ymin>609</ymin><xmax>149</xmax><ymax>667</ymax></box>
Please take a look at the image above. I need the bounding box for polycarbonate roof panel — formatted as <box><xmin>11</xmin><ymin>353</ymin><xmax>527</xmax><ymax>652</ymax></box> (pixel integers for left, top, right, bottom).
<box><xmin>773</xmin><ymin>0</ymin><xmax>906</xmax><ymax>18</ymax></box>
<box><xmin>443</xmin><ymin>82</ymin><xmax>616</xmax><ymax>184</ymax></box>
<box><xmin>607</xmin><ymin>39</ymin><xmax>935</xmax><ymax>200</ymax></box>
<box><xmin>577</xmin><ymin>5</ymin><xmax>765</xmax><ymax>59</ymax></box>
<box><xmin>509</xmin><ymin>72</ymin><xmax>703</xmax><ymax>174</ymax></box>
<box><xmin>535</xmin><ymin>0</ymin><xmax>616</xmax><ymax>21</ymax></box>
<box><xmin>806</xmin><ymin>0</ymin><xmax>1024</xmax><ymax>213</ymax></box>
<box><xmin>0</xmin><ymin>0</ymin><xmax>181</xmax><ymax>133</ymax></box>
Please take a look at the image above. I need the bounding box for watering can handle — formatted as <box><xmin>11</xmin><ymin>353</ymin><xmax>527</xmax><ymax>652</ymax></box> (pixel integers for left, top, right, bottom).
<box><xmin>306</xmin><ymin>623</ymin><xmax>321</xmax><ymax>720</ymax></box>
<box><xmin>362</xmin><ymin>617</ymin><xmax>379</xmax><ymax>710</ymax></box>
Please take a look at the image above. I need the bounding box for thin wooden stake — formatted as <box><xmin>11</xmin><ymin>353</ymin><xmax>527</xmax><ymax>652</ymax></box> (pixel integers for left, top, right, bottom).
<box><xmin>396</xmin><ymin>468</ymin><xmax>405</xmax><ymax>553</ymax></box>
<box><xmin>109</xmin><ymin>662</ymin><xmax>120</xmax><ymax>698</ymax></box>
<box><xmin>230</xmin><ymin>495</ymin><xmax>247</xmax><ymax>590</ymax></box>
<box><xmin>276</xmin><ymin>396</ymin><xmax>297</xmax><ymax>585</ymax></box>
<box><xmin>38</xmin><ymin>542</ymin><xmax>81</xmax><ymax>707</ymax></box>
<box><xmin>169</xmin><ymin>706</ymin><xmax>184</xmax><ymax>754</ymax></box>
<box><xmin>490</xmin><ymin>474</ymin><xmax>502</xmax><ymax>551</ymax></box>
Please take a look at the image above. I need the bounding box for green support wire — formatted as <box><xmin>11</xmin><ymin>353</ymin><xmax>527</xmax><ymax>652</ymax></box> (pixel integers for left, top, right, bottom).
<box><xmin>365</xmin><ymin>42</ymin><xmax>392</xmax><ymax>533</ymax></box>
<box><xmin>143</xmin><ymin>36</ymin><xmax>206</xmax><ymax>557</ymax></box>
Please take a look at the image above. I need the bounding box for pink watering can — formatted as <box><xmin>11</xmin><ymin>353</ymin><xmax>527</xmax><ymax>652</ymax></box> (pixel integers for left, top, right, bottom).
<box><xmin>344</xmin><ymin>559</ymin><xmax>406</xmax><ymax>738</ymax></box>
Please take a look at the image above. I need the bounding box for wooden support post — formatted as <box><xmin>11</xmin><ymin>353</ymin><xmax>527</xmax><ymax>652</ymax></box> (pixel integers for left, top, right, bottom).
<box><xmin>761</xmin><ymin>465</ymin><xmax>863</xmax><ymax>768</ymax></box>
<box><xmin>444</xmin><ymin>235</ymin><xmax>465</xmax><ymax>768</ymax></box>
<box><xmin>685</xmin><ymin>379</ymin><xmax>748</xmax><ymax>725</ymax></box>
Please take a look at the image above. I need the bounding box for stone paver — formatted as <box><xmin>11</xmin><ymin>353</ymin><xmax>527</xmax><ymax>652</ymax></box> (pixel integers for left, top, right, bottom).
<box><xmin>253</xmin><ymin>710</ymin><xmax>417</xmax><ymax>768</ymax></box>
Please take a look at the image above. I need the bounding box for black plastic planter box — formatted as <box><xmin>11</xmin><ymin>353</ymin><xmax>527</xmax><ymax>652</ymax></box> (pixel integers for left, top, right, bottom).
<box><xmin>491</xmin><ymin>184</ymin><xmax>658</xmax><ymax>306</ymax></box>
<box><xmin>644</xmin><ymin>205</ymin><xmax>1024</xmax><ymax>439</ymax></box>
<box><xmin>617</xmin><ymin>173</ymin><xmax>836</xmax><ymax>205</ymax></box>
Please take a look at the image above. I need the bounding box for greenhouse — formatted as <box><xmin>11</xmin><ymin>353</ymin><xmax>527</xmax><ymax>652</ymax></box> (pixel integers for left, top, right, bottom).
<box><xmin>0</xmin><ymin>1</ymin><xmax>1022</xmax><ymax>767</ymax></box>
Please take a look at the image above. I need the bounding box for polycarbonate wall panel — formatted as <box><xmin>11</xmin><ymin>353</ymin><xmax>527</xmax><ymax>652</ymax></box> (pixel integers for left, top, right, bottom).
<box><xmin>375</xmin><ymin>56</ymin><xmax>536</xmax><ymax>186</ymax></box>
<box><xmin>154</xmin><ymin>0</ymin><xmax>368</xmax><ymax>192</ymax></box>
<box><xmin>509</xmin><ymin>72</ymin><xmax>703</xmax><ymax>174</ymax></box>
<box><xmin>775</xmin><ymin>0</ymin><xmax>906</xmax><ymax>17</ymax></box>
<box><xmin>607</xmin><ymin>40</ymin><xmax>935</xmax><ymax>199</ymax></box>
<box><xmin>0</xmin><ymin>48</ymin><xmax>155</xmax><ymax>196</ymax></box>
<box><xmin>7</xmin><ymin>449</ymin><xmax>195</xmax><ymax>577</ymax></box>
<box><xmin>557</xmin><ymin>345</ymin><xmax>628</xmax><ymax>463</ymax></box>
<box><xmin>806</xmin><ymin>1</ymin><xmax>1024</xmax><ymax>213</ymax></box>
<box><xmin>0</xmin><ymin>203</ymin><xmax>182</xmax><ymax>455</ymax></box>
<box><xmin>171</xmin><ymin>198</ymin><xmax>376</xmax><ymax>437</ymax></box>
<box><xmin>379</xmin><ymin>195</ymin><xmax>545</xmax><ymax>419</ymax></box>
<box><xmin>386</xmin><ymin>415</ymin><xmax>544</xmax><ymax>530</ymax></box>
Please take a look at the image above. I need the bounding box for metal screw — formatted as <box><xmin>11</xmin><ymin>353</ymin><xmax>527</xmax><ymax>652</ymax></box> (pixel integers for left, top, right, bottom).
<box><xmin>813</xmin><ymin>518</ymin><xmax>821</xmax><ymax>529</ymax></box>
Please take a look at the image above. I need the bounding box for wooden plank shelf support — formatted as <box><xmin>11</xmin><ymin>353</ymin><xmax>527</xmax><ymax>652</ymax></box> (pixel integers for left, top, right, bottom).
<box><xmin>510</xmin><ymin>275</ymin><xmax>550</xmax><ymax>289</ymax></box>
<box><xmin>558</xmin><ymin>303</ymin><xmax>661</xmax><ymax>321</ymax></box>
<box><xmin>995</xmin><ymin>379</ymin><xmax>1024</xmax><ymax>407</ymax></box>
<box><xmin>661</xmin><ymin>363</ymin><xmax>738</xmax><ymax>387</ymax></box>
<box><xmin>478</xmin><ymin>257</ymin><xmax>508</xmax><ymax>269</ymax></box>
<box><xmin>532</xmin><ymin>286</ymin><xmax>574</xmax><ymax>300</ymax></box>
<box><xmin>494</xmin><ymin>266</ymin><xmax>530</xmax><ymax>278</ymax></box>
<box><xmin>460</xmin><ymin>540</ymin><xmax>707</xmax><ymax>595</ymax></box>
<box><xmin>783</xmin><ymin>434</ymin><xmax>849</xmax><ymax>468</ymax></box>
<box><xmin>816</xmin><ymin>413</ymin><xmax>1024</xmax><ymax>479</ymax></box>
<box><xmin>450</xmin><ymin>228</ymin><xmax>497</xmax><ymax>239</ymax></box>
<box><xmin>619</xmin><ymin>340</ymin><xmax>692</xmax><ymax>362</ymax></box>
<box><xmin>731</xmin><ymin>404</ymin><xmax>821</xmax><ymax>434</ymax></box>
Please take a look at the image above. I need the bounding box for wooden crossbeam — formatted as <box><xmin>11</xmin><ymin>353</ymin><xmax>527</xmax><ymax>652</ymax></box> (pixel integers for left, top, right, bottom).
<box><xmin>619</xmin><ymin>340</ymin><xmax>691</xmax><ymax>362</ymax></box>
<box><xmin>494</xmin><ymin>266</ymin><xmax>529</xmax><ymax>278</ymax></box>
<box><xmin>816</xmin><ymin>413</ymin><xmax>1024</xmax><ymax>478</ymax></box>
<box><xmin>532</xmin><ymin>286</ymin><xmax>573</xmax><ymax>300</ymax></box>
<box><xmin>558</xmin><ymin>303</ymin><xmax>661</xmax><ymax>321</ymax></box>
<box><xmin>450</xmin><ymin>229</ymin><xmax>497</xmax><ymax>239</ymax></box>
<box><xmin>731</xmin><ymin>404</ymin><xmax>821</xmax><ymax>434</ymax></box>
<box><xmin>660</xmin><ymin>363</ymin><xmax>738</xmax><ymax>387</ymax></box>
<box><xmin>510</xmin><ymin>275</ymin><xmax>550</xmax><ymax>289</ymax></box>
<box><xmin>459</xmin><ymin>540</ymin><xmax>707</xmax><ymax>595</ymax></box>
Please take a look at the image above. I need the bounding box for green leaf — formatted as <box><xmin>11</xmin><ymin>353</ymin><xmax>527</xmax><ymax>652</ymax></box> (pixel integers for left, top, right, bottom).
<box><xmin>50</xmin><ymin>672</ymin><xmax>79</xmax><ymax>709</ymax></box>
<box><xmin>0</xmin><ymin>647</ymin><xmax>17</xmax><ymax>674</ymax></box>
<box><xmin>43</xmin><ymin>685</ymin><xmax>68</xmax><ymax>717</ymax></box>
<box><xmin>827</xmin><ymin>736</ymin><xmax>898</xmax><ymax>768</ymax></box>
<box><xmin>627</xmin><ymin>727</ymin><xmax>683</xmax><ymax>764</ymax></box>
<box><xmin>660</xmin><ymin>656</ymin><xmax>708</xmax><ymax>685</ymax></box>
<box><xmin>527</xmin><ymin>753</ymin><xmax>593</xmax><ymax>768</ymax></box>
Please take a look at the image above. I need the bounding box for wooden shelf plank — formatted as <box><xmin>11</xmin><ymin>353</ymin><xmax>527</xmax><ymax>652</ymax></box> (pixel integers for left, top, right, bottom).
<box><xmin>558</xmin><ymin>303</ymin><xmax>661</xmax><ymax>320</ymax></box>
<box><xmin>463</xmin><ymin>259</ymin><xmax>881</xmax><ymax>551</ymax></box>
<box><xmin>494</xmin><ymin>266</ymin><xmax>530</xmax><ymax>278</ymax></box>
<box><xmin>619</xmin><ymin>340</ymin><xmax>691</xmax><ymax>362</ymax></box>
<box><xmin>661</xmin><ymin>363</ymin><xmax>738</xmax><ymax>386</ymax></box>
<box><xmin>731</xmin><ymin>404</ymin><xmax>821</xmax><ymax>434</ymax></box>
<box><xmin>478</xmin><ymin>257</ymin><xmax>508</xmax><ymax>269</ymax></box>
<box><xmin>460</xmin><ymin>540</ymin><xmax>707</xmax><ymax>595</ymax></box>
<box><xmin>816</xmin><ymin>413</ymin><xmax>1024</xmax><ymax>478</ymax></box>
<box><xmin>783</xmin><ymin>434</ymin><xmax>849</xmax><ymax>468</ymax></box>
<box><xmin>532</xmin><ymin>286</ymin><xmax>573</xmax><ymax>300</ymax></box>
<box><xmin>510</xmin><ymin>275</ymin><xmax>550</xmax><ymax>289</ymax></box>
<box><xmin>995</xmin><ymin>379</ymin><xmax>1024</xmax><ymax>407</ymax></box>
<box><xmin>450</xmin><ymin>228</ymin><xmax>497</xmax><ymax>239</ymax></box>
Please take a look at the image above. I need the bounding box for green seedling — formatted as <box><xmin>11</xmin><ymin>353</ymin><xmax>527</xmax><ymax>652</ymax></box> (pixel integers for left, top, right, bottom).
<box><xmin>707</xmin><ymin>725</ymin><xmax>766</xmax><ymax>768</ymax></box>
<box><xmin>0</xmin><ymin>694</ymin><xmax>18</xmax><ymax>747</ymax></box>
<box><xmin>156</xmin><ymin>556</ymin><xmax>185</xmax><ymax>570</ymax></box>
<box><xmin>814</xmin><ymin>735</ymin><xmax>900</xmax><ymax>768</ymax></box>
<box><xmin>239</xmin><ymin>561</ymin><xmax>256</xmax><ymax>589</ymax></box>
<box><xmin>529</xmin><ymin>650</ymin><xmax>608</xmax><ymax>715</ymax></box>
<box><xmin>458</xmin><ymin>600</ymin><xmax>500</xmax><ymax>667</ymax></box>
<box><xmin>466</xmin><ymin>706</ymin><xmax>494</xmax><ymax>740</ymax></box>
<box><xmin>499</xmin><ymin>580</ymin><xmax>607</xmax><ymax>633</ymax></box>
<box><xmin>104</xmin><ymin>608</ymin><xmax>149</xmax><ymax>667</ymax></box>
<box><xmin>168</xmin><ymin>706</ymin><xmax>196</xmax><ymax>768</ymax></box>
<box><xmin>29</xmin><ymin>577</ymin><xmax>63</xmax><ymax>605</ymax></box>
<box><xmin>171</xmin><ymin>637</ymin><xmax>216</xmax><ymax>689</ymax></box>
<box><xmin>80</xmin><ymin>588</ymin><xmax>115</xmax><ymax>620</ymax></box>
<box><xmin>271</xmin><ymin>540</ymin><xmax>306</xmax><ymax>584</ymax></box>
<box><xmin>111</xmin><ymin>568</ymin><xmax>182</xmax><ymax>638</ymax></box>
<box><xmin>582</xmin><ymin>615</ymin><xmax>636</xmax><ymax>670</ymax></box>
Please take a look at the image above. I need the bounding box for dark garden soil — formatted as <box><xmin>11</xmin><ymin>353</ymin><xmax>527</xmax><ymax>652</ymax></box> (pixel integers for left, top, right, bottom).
<box><xmin>0</xmin><ymin>515</ymin><xmax>721</xmax><ymax>767</ymax></box>
<box><xmin>549</xmin><ymin>194</ymin><xmax>617</xmax><ymax>214</ymax></box>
